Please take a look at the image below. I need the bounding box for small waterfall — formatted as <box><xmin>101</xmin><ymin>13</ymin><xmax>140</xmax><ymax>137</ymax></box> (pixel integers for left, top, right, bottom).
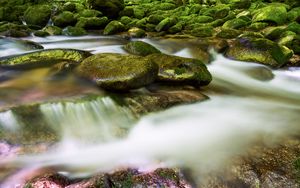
<box><xmin>39</xmin><ymin>96</ymin><xmax>136</xmax><ymax>143</ymax></box>
<box><xmin>0</xmin><ymin>110</ymin><xmax>20</xmax><ymax>132</ymax></box>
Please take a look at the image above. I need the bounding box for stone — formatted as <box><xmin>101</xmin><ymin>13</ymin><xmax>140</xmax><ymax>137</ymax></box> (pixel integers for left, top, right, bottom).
<box><xmin>216</xmin><ymin>28</ymin><xmax>242</xmax><ymax>39</ymax></box>
<box><xmin>127</xmin><ymin>27</ymin><xmax>146</xmax><ymax>38</ymax></box>
<box><xmin>191</xmin><ymin>26</ymin><xmax>214</xmax><ymax>37</ymax></box>
<box><xmin>252</xmin><ymin>5</ymin><xmax>287</xmax><ymax>25</ymax></box>
<box><xmin>53</xmin><ymin>11</ymin><xmax>77</xmax><ymax>28</ymax></box>
<box><xmin>76</xmin><ymin>17</ymin><xmax>108</xmax><ymax>29</ymax></box>
<box><xmin>24</xmin><ymin>5</ymin><xmax>51</xmax><ymax>27</ymax></box>
<box><xmin>225</xmin><ymin>37</ymin><xmax>293</xmax><ymax>68</ymax></box>
<box><xmin>146</xmin><ymin>54</ymin><xmax>212</xmax><ymax>86</ymax></box>
<box><xmin>222</xmin><ymin>18</ymin><xmax>249</xmax><ymax>29</ymax></box>
<box><xmin>287</xmin><ymin>7</ymin><xmax>300</xmax><ymax>22</ymax></box>
<box><xmin>75</xmin><ymin>53</ymin><xmax>158</xmax><ymax>90</ymax></box>
<box><xmin>123</xmin><ymin>41</ymin><xmax>161</xmax><ymax>56</ymax></box>
<box><xmin>62</xmin><ymin>26</ymin><xmax>87</xmax><ymax>36</ymax></box>
<box><xmin>86</xmin><ymin>0</ymin><xmax>125</xmax><ymax>18</ymax></box>
<box><xmin>0</xmin><ymin>49</ymin><xmax>91</xmax><ymax>67</ymax></box>
<box><xmin>155</xmin><ymin>18</ymin><xmax>176</xmax><ymax>32</ymax></box>
<box><xmin>103</xmin><ymin>21</ymin><xmax>125</xmax><ymax>35</ymax></box>
<box><xmin>42</xmin><ymin>26</ymin><xmax>62</xmax><ymax>35</ymax></box>
<box><xmin>34</xmin><ymin>30</ymin><xmax>50</xmax><ymax>37</ymax></box>
<box><xmin>77</xmin><ymin>9</ymin><xmax>103</xmax><ymax>18</ymax></box>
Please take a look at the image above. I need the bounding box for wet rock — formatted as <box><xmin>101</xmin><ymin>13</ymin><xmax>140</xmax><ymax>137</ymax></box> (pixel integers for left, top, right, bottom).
<box><xmin>248</xmin><ymin>22</ymin><xmax>269</xmax><ymax>31</ymax></box>
<box><xmin>168</xmin><ymin>23</ymin><xmax>183</xmax><ymax>34</ymax></box>
<box><xmin>191</xmin><ymin>26</ymin><xmax>214</xmax><ymax>37</ymax></box>
<box><xmin>42</xmin><ymin>26</ymin><xmax>62</xmax><ymax>36</ymax></box>
<box><xmin>252</xmin><ymin>5</ymin><xmax>287</xmax><ymax>25</ymax></box>
<box><xmin>34</xmin><ymin>30</ymin><xmax>50</xmax><ymax>37</ymax></box>
<box><xmin>155</xmin><ymin>17</ymin><xmax>177</xmax><ymax>32</ymax></box>
<box><xmin>147</xmin><ymin>54</ymin><xmax>212</xmax><ymax>86</ymax></box>
<box><xmin>103</xmin><ymin>21</ymin><xmax>125</xmax><ymax>35</ymax></box>
<box><xmin>53</xmin><ymin>11</ymin><xmax>77</xmax><ymax>28</ymax></box>
<box><xmin>76</xmin><ymin>53</ymin><xmax>158</xmax><ymax>90</ymax></box>
<box><xmin>24</xmin><ymin>173</ymin><xmax>70</xmax><ymax>188</ymax></box>
<box><xmin>0</xmin><ymin>23</ymin><xmax>29</xmax><ymax>36</ymax></box>
<box><xmin>127</xmin><ymin>27</ymin><xmax>146</xmax><ymax>38</ymax></box>
<box><xmin>262</xmin><ymin>26</ymin><xmax>287</xmax><ymax>40</ymax></box>
<box><xmin>119</xmin><ymin>84</ymin><xmax>208</xmax><ymax>115</ymax></box>
<box><xmin>62</xmin><ymin>26</ymin><xmax>87</xmax><ymax>36</ymax></box>
<box><xmin>77</xmin><ymin>9</ymin><xmax>103</xmax><ymax>18</ymax></box>
<box><xmin>222</xmin><ymin>18</ymin><xmax>249</xmax><ymax>29</ymax></box>
<box><xmin>24</xmin><ymin>5</ymin><xmax>52</xmax><ymax>27</ymax></box>
<box><xmin>226</xmin><ymin>37</ymin><xmax>293</xmax><ymax>68</ymax></box>
<box><xmin>216</xmin><ymin>28</ymin><xmax>242</xmax><ymax>39</ymax></box>
<box><xmin>0</xmin><ymin>49</ymin><xmax>91</xmax><ymax>68</ymax></box>
<box><xmin>76</xmin><ymin>17</ymin><xmax>109</xmax><ymax>30</ymax></box>
<box><xmin>123</xmin><ymin>41</ymin><xmax>161</xmax><ymax>56</ymax></box>
<box><xmin>2</xmin><ymin>29</ymin><xmax>30</xmax><ymax>38</ymax></box>
<box><xmin>86</xmin><ymin>0</ymin><xmax>125</xmax><ymax>18</ymax></box>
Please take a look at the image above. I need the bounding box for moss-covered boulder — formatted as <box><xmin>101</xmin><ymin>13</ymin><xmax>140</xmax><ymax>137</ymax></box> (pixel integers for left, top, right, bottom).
<box><xmin>252</xmin><ymin>5</ymin><xmax>287</xmax><ymax>25</ymax></box>
<box><xmin>34</xmin><ymin>30</ymin><xmax>50</xmax><ymax>37</ymax></box>
<box><xmin>76</xmin><ymin>17</ymin><xmax>108</xmax><ymax>29</ymax></box>
<box><xmin>76</xmin><ymin>53</ymin><xmax>158</xmax><ymax>90</ymax></box>
<box><xmin>128</xmin><ymin>27</ymin><xmax>146</xmax><ymax>38</ymax></box>
<box><xmin>287</xmin><ymin>7</ymin><xmax>300</xmax><ymax>22</ymax></box>
<box><xmin>103</xmin><ymin>20</ymin><xmax>125</xmax><ymax>35</ymax></box>
<box><xmin>123</xmin><ymin>41</ymin><xmax>161</xmax><ymax>56</ymax></box>
<box><xmin>24</xmin><ymin>5</ymin><xmax>52</xmax><ymax>27</ymax></box>
<box><xmin>86</xmin><ymin>0</ymin><xmax>125</xmax><ymax>18</ymax></box>
<box><xmin>0</xmin><ymin>49</ymin><xmax>91</xmax><ymax>68</ymax></box>
<box><xmin>222</xmin><ymin>18</ymin><xmax>249</xmax><ymax>29</ymax></box>
<box><xmin>155</xmin><ymin>18</ymin><xmax>177</xmax><ymax>32</ymax></box>
<box><xmin>62</xmin><ymin>26</ymin><xmax>87</xmax><ymax>36</ymax></box>
<box><xmin>42</xmin><ymin>26</ymin><xmax>62</xmax><ymax>35</ymax></box>
<box><xmin>147</xmin><ymin>14</ymin><xmax>165</xmax><ymax>24</ymax></box>
<box><xmin>225</xmin><ymin>37</ymin><xmax>293</xmax><ymax>68</ymax></box>
<box><xmin>191</xmin><ymin>26</ymin><xmax>214</xmax><ymax>37</ymax></box>
<box><xmin>262</xmin><ymin>26</ymin><xmax>287</xmax><ymax>40</ymax></box>
<box><xmin>53</xmin><ymin>11</ymin><xmax>77</xmax><ymax>28</ymax></box>
<box><xmin>216</xmin><ymin>28</ymin><xmax>242</xmax><ymax>39</ymax></box>
<box><xmin>146</xmin><ymin>54</ymin><xmax>212</xmax><ymax>86</ymax></box>
<box><xmin>77</xmin><ymin>9</ymin><xmax>103</xmax><ymax>18</ymax></box>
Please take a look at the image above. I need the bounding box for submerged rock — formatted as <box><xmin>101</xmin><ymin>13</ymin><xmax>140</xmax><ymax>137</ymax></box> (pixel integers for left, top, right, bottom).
<box><xmin>76</xmin><ymin>53</ymin><xmax>158</xmax><ymax>90</ymax></box>
<box><xmin>0</xmin><ymin>49</ymin><xmax>91</xmax><ymax>68</ymax></box>
<box><xmin>147</xmin><ymin>54</ymin><xmax>212</xmax><ymax>86</ymax></box>
<box><xmin>123</xmin><ymin>41</ymin><xmax>161</xmax><ymax>56</ymax></box>
<box><xmin>226</xmin><ymin>37</ymin><xmax>293</xmax><ymax>68</ymax></box>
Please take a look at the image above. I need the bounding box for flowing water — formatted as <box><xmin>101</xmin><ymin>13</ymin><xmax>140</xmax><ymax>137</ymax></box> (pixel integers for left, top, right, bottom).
<box><xmin>0</xmin><ymin>36</ymin><xmax>300</xmax><ymax>187</ymax></box>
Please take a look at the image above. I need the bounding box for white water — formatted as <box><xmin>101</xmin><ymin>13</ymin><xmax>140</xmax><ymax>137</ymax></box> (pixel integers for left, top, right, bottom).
<box><xmin>1</xmin><ymin>36</ymin><xmax>300</xmax><ymax>187</ymax></box>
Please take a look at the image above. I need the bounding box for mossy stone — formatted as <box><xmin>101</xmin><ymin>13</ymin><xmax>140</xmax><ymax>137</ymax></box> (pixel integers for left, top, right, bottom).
<box><xmin>128</xmin><ymin>27</ymin><xmax>146</xmax><ymax>38</ymax></box>
<box><xmin>287</xmin><ymin>7</ymin><xmax>300</xmax><ymax>22</ymax></box>
<box><xmin>76</xmin><ymin>53</ymin><xmax>158</xmax><ymax>90</ymax></box>
<box><xmin>226</xmin><ymin>37</ymin><xmax>293</xmax><ymax>68</ymax></box>
<box><xmin>262</xmin><ymin>26</ymin><xmax>287</xmax><ymax>40</ymax></box>
<box><xmin>62</xmin><ymin>26</ymin><xmax>87</xmax><ymax>36</ymax></box>
<box><xmin>120</xmin><ymin>16</ymin><xmax>132</xmax><ymax>25</ymax></box>
<box><xmin>147</xmin><ymin>15</ymin><xmax>165</xmax><ymax>24</ymax></box>
<box><xmin>216</xmin><ymin>28</ymin><xmax>242</xmax><ymax>39</ymax></box>
<box><xmin>103</xmin><ymin>21</ymin><xmax>125</xmax><ymax>35</ymax></box>
<box><xmin>42</xmin><ymin>26</ymin><xmax>62</xmax><ymax>35</ymax></box>
<box><xmin>86</xmin><ymin>0</ymin><xmax>125</xmax><ymax>18</ymax></box>
<box><xmin>0</xmin><ymin>49</ymin><xmax>91</xmax><ymax>69</ymax></box>
<box><xmin>252</xmin><ymin>5</ymin><xmax>287</xmax><ymax>25</ymax></box>
<box><xmin>76</xmin><ymin>17</ymin><xmax>108</xmax><ymax>29</ymax></box>
<box><xmin>24</xmin><ymin>5</ymin><xmax>52</xmax><ymax>27</ymax></box>
<box><xmin>34</xmin><ymin>30</ymin><xmax>50</xmax><ymax>37</ymax></box>
<box><xmin>168</xmin><ymin>23</ymin><xmax>183</xmax><ymax>34</ymax></box>
<box><xmin>248</xmin><ymin>22</ymin><xmax>269</xmax><ymax>31</ymax></box>
<box><xmin>287</xmin><ymin>22</ymin><xmax>300</xmax><ymax>34</ymax></box>
<box><xmin>123</xmin><ymin>41</ymin><xmax>161</xmax><ymax>56</ymax></box>
<box><xmin>191</xmin><ymin>26</ymin><xmax>214</xmax><ymax>37</ymax></box>
<box><xmin>53</xmin><ymin>11</ymin><xmax>77</xmax><ymax>28</ymax></box>
<box><xmin>133</xmin><ymin>8</ymin><xmax>145</xmax><ymax>19</ymax></box>
<box><xmin>77</xmin><ymin>9</ymin><xmax>103</xmax><ymax>18</ymax></box>
<box><xmin>146</xmin><ymin>54</ymin><xmax>212</xmax><ymax>86</ymax></box>
<box><xmin>222</xmin><ymin>18</ymin><xmax>248</xmax><ymax>29</ymax></box>
<box><xmin>155</xmin><ymin>18</ymin><xmax>177</xmax><ymax>32</ymax></box>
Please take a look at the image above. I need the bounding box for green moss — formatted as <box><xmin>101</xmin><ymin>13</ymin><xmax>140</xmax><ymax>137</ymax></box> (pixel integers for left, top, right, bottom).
<box><xmin>76</xmin><ymin>17</ymin><xmax>108</xmax><ymax>29</ymax></box>
<box><xmin>103</xmin><ymin>20</ymin><xmax>125</xmax><ymax>35</ymax></box>
<box><xmin>24</xmin><ymin>5</ymin><xmax>51</xmax><ymax>27</ymax></box>
<box><xmin>123</xmin><ymin>41</ymin><xmax>161</xmax><ymax>56</ymax></box>
<box><xmin>53</xmin><ymin>11</ymin><xmax>77</xmax><ymax>28</ymax></box>
<box><xmin>252</xmin><ymin>5</ymin><xmax>287</xmax><ymax>25</ymax></box>
<box><xmin>222</xmin><ymin>18</ymin><xmax>248</xmax><ymax>29</ymax></box>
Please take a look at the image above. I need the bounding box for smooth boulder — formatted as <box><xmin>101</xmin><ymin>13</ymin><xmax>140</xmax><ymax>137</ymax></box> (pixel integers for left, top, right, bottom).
<box><xmin>146</xmin><ymin>54</ymin><xmax>212</xmax><ymax>86</ymax></box>
<box><xmin>75</xmin><ymin>53</ymin><xmax>158</xmax><ymax>90</ymax></box>
<box><xmin>123</xmin><ymin>41</ymin><xmax>161</xmax><ymax>56</ymax></box>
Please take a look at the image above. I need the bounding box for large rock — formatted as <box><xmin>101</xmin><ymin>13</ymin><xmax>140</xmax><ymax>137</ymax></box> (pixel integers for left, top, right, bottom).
<box><xmin>103</xmin><ymin>20</ymin><xmax>125</xmax><ymax>35</ymax></box>
<box><xmin>0</xmin><ymin>49</ymin><xmax>91</xmax><ymax>68</ymax></box>
<box><xmin>76</xmin><ymin>17</ymin><xmax>108</xmax><ymax>29</ymax></box>
<box><xmin>24</xmin><ymin>5</ymin><xmax>52</xmax><ymax>27</ymax></box>
<box><xmin>75</xmin><ymin>53</ymin><xmax>158</xmax><ymax>90</ymax></box>
<box><xmin>252</xmin><ymin>5</ymin><xmax>287</xmax><ymax>25</ymax></box>
<box><xmin>86</xmin><ymin>0</ymin><xmax>125</xmax><ymax>18</ymax></box>
<box><xmin>123</xmin><ymin>41</ymin><xmax>161</xmax><ymax>56</ymax></box>
<box><xmin>225</xmin><ymin>37</ymin><xmax>293</xmax><ymax>68</ymax></box>
<box><xmin>146</xmin><ymin>54</ymin><xmax>212</xmax><ymax>86</ymax></box>
<box><xmin>52</xmin><ymin>11</ymin><xmax>77</xmax><ymax>28</ymax></box>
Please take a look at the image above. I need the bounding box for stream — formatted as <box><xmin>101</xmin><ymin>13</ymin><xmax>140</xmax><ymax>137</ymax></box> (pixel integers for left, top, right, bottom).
<box><xmin>0</xmin><ymin>35</ymin><xmax>300</xmax><ymax>187</ymax></box>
